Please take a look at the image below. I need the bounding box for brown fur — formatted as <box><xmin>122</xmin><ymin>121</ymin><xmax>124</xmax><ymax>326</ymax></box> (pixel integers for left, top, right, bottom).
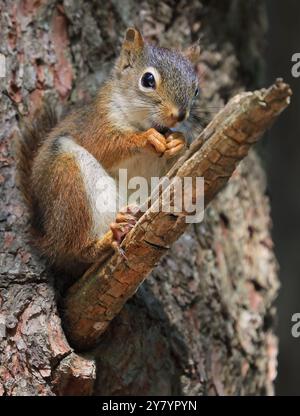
<box><xmin>43</xmin><ymin>85</ymin><xmax>166</xmax><ymax>171</ymax></box>
<box><xmin>16</xmin><ymin>27</ymin><xmax>198</xmax><ymax>278</ymax></box>
<box><xmin>31</xmin><ymin>145</ymin><xmax>115</xmax><ymax>277</ymax></box>
<box><xmin>16</xmin><ymin>95</ymin><xmax>153</xmax><ymax>276</ymax></box>
<box><xmin>15</xmin><ymin>104</ymin><xmax>58</xmax><ymax>212</ymax></box>
<box><xmin>32</xmin><ymin>152</ymin><xmax>91</xmax><ymax>257</ymax></box>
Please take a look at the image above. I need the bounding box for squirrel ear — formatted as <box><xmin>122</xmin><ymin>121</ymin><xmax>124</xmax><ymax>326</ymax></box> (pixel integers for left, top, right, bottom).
<box><xmin>119</xmin><ymin>27</ymin><xmax>144</xmax><ymax>70</ymax></box>
<box><xmin>183</xmin><ymin>42</ymin><xmax>201</xmax><ymax>65</ymax></box>
<box><xmin>124</xmin><ymin>27</ymin><xmax>144</xmax><ymax>49</ymax></box>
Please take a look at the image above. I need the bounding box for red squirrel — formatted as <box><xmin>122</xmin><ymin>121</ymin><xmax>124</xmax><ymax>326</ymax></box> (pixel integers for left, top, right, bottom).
<box><xmin>16</xmin><ymin>28</ymin><xmax>200</xmax><ymax>278</ymax></box>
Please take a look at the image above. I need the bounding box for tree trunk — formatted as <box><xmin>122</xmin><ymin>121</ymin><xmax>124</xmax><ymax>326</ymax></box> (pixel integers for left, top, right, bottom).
<box><xmin>0</xmin><ymin>0</ymin><xmax>278</xmax><ymax>396</ymax></box>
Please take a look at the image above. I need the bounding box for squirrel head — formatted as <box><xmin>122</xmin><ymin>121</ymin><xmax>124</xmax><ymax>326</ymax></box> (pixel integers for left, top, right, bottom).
<box><xmin>107</xmin><ymin>28</ymin><xmax>200</xmax><ymax>133</ymax></box>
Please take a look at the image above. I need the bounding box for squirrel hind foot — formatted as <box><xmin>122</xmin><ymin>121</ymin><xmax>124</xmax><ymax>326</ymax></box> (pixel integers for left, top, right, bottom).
<box><xmin>110</xmin><ymin>204</ymin><xmax>142</xmax><ymax>248</ymax></box>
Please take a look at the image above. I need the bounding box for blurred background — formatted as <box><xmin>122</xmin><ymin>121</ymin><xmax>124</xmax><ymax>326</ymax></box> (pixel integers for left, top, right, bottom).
<box><xmin>266</xmin><ymin>0</ymin><xmax>300</xmax><ymax>395</ymax></box>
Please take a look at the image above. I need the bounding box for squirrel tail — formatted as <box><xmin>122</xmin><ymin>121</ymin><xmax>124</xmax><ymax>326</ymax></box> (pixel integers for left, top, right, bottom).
<box><xmin>15</xmin><ymin>104</ymin><xmax>58</xmax><ymax>214</ymax></box>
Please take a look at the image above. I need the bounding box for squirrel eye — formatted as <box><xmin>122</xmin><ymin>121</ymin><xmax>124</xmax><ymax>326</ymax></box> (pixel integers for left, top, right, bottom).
<box><xmin>194</xmin><ymin>88</ymin><xmax>199</xmax><ymax>97</ymax></box>
<box><xmin>141</xmin><ymin>72</ymin><xmax>156</xmax><ymax>89</ymax></box>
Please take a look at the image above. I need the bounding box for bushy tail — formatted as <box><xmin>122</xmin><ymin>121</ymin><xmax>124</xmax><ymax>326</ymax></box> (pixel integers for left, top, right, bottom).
<box><xmin>15</xmin><ymin>104</ymin><xmax>58</xmax><ymax>213</ymax></box>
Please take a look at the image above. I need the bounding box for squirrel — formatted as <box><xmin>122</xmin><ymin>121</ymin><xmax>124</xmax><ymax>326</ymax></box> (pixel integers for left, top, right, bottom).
<box><xmin>16</xmin><ymin>27</ymin><xmax>200</xmax><ymax>279</ymax></box>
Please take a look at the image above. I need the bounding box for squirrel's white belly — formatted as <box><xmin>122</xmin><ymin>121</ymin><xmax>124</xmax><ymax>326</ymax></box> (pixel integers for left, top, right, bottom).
<box><xmin>111</xmin><ymin>151</ymin><xmax>171</xmax><ymax>208</ymax></box>
<box><xmin>111</xmin><ymin>151</ymin><xmax>169</xmax><ymax>187</ymax></box>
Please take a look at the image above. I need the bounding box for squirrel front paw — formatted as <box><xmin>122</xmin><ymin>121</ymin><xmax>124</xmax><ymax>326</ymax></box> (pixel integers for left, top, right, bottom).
<box><xmin>164</xmin><ymin>131</ymin><xmax>186</xmax><ymax>159</ymax></box>
<box><xmin>143</xmin><ymin>128</ymin><xmax>167</xmax><ymax>155</ymax></box>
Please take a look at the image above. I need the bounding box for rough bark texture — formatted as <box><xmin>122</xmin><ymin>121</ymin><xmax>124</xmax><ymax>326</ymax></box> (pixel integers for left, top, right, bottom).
<box><xmin>0</xmin><ymin>0</ymin><xmax>279</xmax><ymax>396</ymax></box>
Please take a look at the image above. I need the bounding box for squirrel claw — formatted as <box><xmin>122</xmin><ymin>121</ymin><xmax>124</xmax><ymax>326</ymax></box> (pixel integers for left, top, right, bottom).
<box><xmin>110</xmin><ymin>204</ymin><xmax>141</xmax><ymax>257</ymax></box>
<box><xmin>110</xmin><ymin>222</ymin><xmax>132</xmax><ymax>245</ymax></box>
<box><xmin>116</xmin><ymin>204</ymin><xmax>142</xmax><ymax>225</ymax></box>
<box><xmin>111</xmin><ymin>241</ymin><xmax>128</xmax><ymax>260</ymax></box>
<box><xmin>164</xmin><ymin>131</ymin><xmax>186</xmax><ymax>159</ymax></box>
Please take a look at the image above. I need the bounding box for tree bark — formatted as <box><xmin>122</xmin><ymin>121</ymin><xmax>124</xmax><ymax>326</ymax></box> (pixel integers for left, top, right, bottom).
<box><xmin>0</xmin><ymin>0</ymin><xmax>279</xmax><ymax>395</ymax></box>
